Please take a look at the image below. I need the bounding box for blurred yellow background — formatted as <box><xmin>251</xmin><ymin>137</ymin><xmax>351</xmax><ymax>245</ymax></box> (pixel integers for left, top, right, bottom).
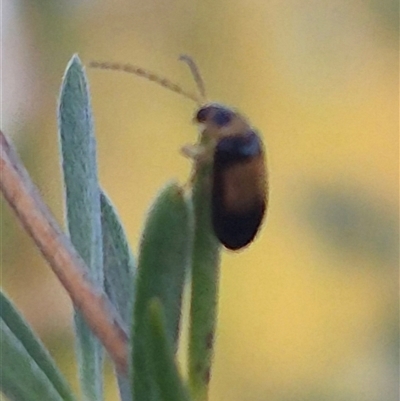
<box><xmin>1</xmin><ymin>0</ymin><xmax>398</xmax><ymax>400</ymax></box>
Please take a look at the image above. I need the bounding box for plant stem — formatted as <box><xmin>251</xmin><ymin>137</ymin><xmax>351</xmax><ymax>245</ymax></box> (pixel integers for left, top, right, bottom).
<box><xmin>0</xmin><ymin>129</ymin><xmax>129</xmax><ymax>373</ymax></box>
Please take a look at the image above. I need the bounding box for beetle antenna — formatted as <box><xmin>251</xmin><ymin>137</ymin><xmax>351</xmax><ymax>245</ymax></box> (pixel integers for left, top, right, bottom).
<box><xmin>179</xmin><ymin>55</ymin><xmax>207</xmax><ymax>103</ymax></box>
<box><xmin>89</xmin><ymin>60</ymin><xmax>203</xmax><ymax>104</ymax></box>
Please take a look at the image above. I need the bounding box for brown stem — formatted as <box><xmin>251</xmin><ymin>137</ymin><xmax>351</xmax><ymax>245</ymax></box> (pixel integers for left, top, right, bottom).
<box><xmin>0</xmin><ymin>129</ymin><xmax>129</xmax><ymax>373</ymax></box>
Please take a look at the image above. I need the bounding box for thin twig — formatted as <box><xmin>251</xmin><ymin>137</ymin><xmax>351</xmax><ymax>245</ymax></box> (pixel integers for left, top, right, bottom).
<box><xmin>0</xmin><ymin>129</ymin><xmax>129</xmax><ymax>373</ymax></box>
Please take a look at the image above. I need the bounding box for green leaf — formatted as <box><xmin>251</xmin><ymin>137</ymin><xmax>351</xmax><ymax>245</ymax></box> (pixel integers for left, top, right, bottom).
<box><xmin>101</xmin><ymin>190</ymin><xmax>135</xmax><ymax>401</ymax></box>
<box><xmin>101</xmin><ymin>190</ymin><xmax>135</xmax><ymax>329</ymax></box>
<box><xmin>132</xmin><ymin>182</ymin><xmax>192</xmax><ymax>401</ymax></box>
<box><xmin>188</xmin><ymin>148</ymin><xmax>221</xmax><ymax>401</ymax></box>
<box><xmin>0</xmin><ymin>291</ymin><xmax>77</xmax><ymax>401</ymax></box>
<box><xmin>58</xmin><ymin>54</ymin><xmax>104</xmax><ymax>401</ymax></box>
<box><xmin>0</xmin><ymin>320</ymin><xmax>64</xmax><ymax>401</ymax></box>
<box><xmin>147</xmin><ymin>299</ymin><xmax>191</xmax><ymax>401</ymax></box>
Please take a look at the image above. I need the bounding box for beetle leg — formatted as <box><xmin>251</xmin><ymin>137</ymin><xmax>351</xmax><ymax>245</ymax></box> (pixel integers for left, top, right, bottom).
<box><xmin>181</xmin><ymin>144</ymin><xmax>213</xmax><ymax>189</ymax></box>
<box><xmin>181</xmin><ymin>144</ymin><xmax>207</xmax><ymax>160</ymax></box>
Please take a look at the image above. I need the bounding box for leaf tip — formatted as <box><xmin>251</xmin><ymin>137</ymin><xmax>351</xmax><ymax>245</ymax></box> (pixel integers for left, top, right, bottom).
<box><xmin>68</xmin><ymin>53</ymin><xmax>83</xmax><ymax>69</ymax></box>
<box><xmin>61</xmin><ymin>54</ymin><xmax>87</xmax><ymax>86</ymax></box>
<box><xmin>165</xmin><ymin>180</ymin><xmax>186</xmax><ymax>199</ymax></box>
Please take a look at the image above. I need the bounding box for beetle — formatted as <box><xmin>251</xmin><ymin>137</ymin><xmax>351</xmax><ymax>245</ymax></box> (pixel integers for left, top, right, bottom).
<box><xmin>193</xmin><ymin>103</ymin><xmax>266</xmax><ymax>250</ymax></box>
<box><xmin>90</xmin><ymin>56</ymin><xmax>268</xmax><ymax>250</ymax></box>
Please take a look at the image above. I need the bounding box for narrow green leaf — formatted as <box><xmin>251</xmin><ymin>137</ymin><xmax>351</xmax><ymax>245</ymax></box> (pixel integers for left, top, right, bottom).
<box><xmin>58</xmin><ymin>54</ymin><xmax>104</xmax><ymax>401</ymax></box>
<box><xmin>0</xmin><ymin>319</ymin><xmax>66</xmax><ymax>401</ymax></box>
<box><xmin>101</xmin><ymin>190</ymin><xmax>135</xmax><ymax>401</ymax></box>
<box><xmin>101</xmin><ymin>190</ymin><xmax>135</xmax><ymax>329</ymax></box>
<box><xmin>147</xmin><ymin>299</ymin><xmax>191</xmax><ymax>401</ymax></box>
<box><xmin>0</xmin><ymin>291</ymin><xmax>77</xmax><ymax>401</ymax></box>
<box><xmin>188</xmin><ymin>148</ymin><xmax>221</xmax><ymax>401</ymax></box>
<box><xmin>132</xmin><ymin>182</ymin><xmax>192</xmax><ymax>401</ymax></box>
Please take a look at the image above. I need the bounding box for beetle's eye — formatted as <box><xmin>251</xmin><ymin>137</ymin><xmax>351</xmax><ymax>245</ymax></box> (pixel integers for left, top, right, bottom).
<box><xmin>212</xmin><ymin>109</ymin><xmax>233</xmax><ymax>127</ymax></box>
<box><xmin>195</xmin><ymin>107</ymin><xmax>211</xmax><ymax>122</ymax></box>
